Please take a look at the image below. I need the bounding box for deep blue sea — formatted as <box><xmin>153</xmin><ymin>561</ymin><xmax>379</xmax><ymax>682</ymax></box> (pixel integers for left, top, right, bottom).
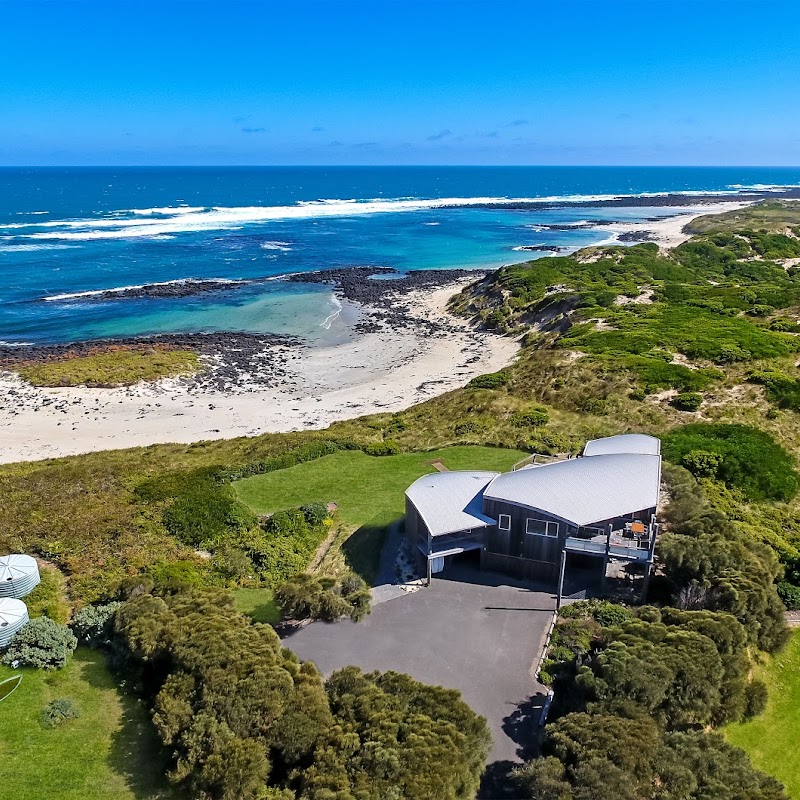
<box><xmin>2</xmin><ymin>166</ymin><xmax>800</xmax><ymax>346</ymax></box>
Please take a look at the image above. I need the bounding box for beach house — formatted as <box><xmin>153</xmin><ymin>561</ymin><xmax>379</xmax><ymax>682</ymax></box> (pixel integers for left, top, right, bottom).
<box><xmin>404</xmin><ymin>434</ymin><xmax>661</xmax><ymax>603</ymax></box>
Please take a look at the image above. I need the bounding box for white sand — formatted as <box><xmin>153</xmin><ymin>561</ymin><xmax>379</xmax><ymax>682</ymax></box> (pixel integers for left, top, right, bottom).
<box><xmin>0</xmin><ymin>281</ymin><xmax>520</xmax><ymax>463</ymax></box>
<box><xmin>0</xmin><ymin>199</ymin><xmax>755</xmax><ymax>464</ymax></box>
<box><xmin>601</xmin><ymin>201</ymin><xmax>753</xmax><ymax>251</ymax></box>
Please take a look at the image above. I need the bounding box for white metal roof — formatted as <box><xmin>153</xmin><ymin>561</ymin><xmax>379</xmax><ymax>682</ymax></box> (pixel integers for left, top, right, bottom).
<box><xmin>484</xmin><ymin>453</ymin><xmax>661</xmax><ymax>527</ymax></box>
<box><xmin>406</xmin><ymin>471</ymin><xmax>499</xmax><ymax>537</ymax></box>
<box><xmin>583</xmin><ymin>433</ymin><xmax>661</xmax><ymax>457</ymax></box>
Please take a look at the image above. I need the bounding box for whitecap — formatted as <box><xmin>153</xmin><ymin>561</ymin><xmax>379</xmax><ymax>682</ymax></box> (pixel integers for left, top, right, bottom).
<box><xmin>260</xmin><ymin>240</ymin><xmax>292</xmax><ymax>251</ymax></box>
<box><xmin>3</xmin><ymin>186</ymin><xmax>794</xmax><ymax>242</ymax></box>
<box><xmin>0</xmin><ymin>243</ymin><xmax>79</xmax><ymax>253</ymax></box>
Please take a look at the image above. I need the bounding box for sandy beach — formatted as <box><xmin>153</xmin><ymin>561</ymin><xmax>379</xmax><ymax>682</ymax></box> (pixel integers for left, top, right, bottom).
<box><xmin>599</xmin><ymin>201</ymin><xmax>752</xmax><ymax>251</ymax></box>
<box><xmin>0</xmin><ymin>279</ymin><xmax>519</xmax><ymax>463</ymax></box>
<box><xmin>0</xmin><ymin>201</ymin><xmax>752</xmax><ymax>464</ymax></box>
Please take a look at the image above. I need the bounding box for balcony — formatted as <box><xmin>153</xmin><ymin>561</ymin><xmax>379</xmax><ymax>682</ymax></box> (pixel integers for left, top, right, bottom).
<box><xmin>565</xmin><ymin>528</ymin><xmax>653</xmax><ymax>562</ymax></box>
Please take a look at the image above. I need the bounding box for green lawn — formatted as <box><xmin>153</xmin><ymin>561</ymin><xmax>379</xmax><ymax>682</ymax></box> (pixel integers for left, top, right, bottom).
<box><xmin>233</xmin><ymin>445</ymin><xmax>527</xmax><ymax>582</ymax></box>
<box><xmin>725</xmin><ymin>630</ymin><xmax>800</xmax><ymax>798</ymax></box>
<box><xmin>232</xmin><ymin>587</ymin><xmax>281</xmax><ymax>625</ymax></box>
<box><xmin>0</xmin><ymin>649</ymin><xmax>174</xmax><ymax>800</ymax></box>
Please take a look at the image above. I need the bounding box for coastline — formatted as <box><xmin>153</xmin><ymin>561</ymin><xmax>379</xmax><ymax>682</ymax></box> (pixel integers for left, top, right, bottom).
<box><xmin>0</xmin><ymin>278</ymin><xmax>519</xmax><ymax>463</ymax></box>
<box><xmin>0</xmin><ymin>200</ymin><xmax>751</xmax><ymax>464</ymax></box>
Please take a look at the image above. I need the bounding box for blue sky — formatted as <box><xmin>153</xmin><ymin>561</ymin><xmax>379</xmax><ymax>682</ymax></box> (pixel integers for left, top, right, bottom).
<box><xmin>2</xmin><ymin>0</ymin><xmax>799</xmax><ymax>166</ymax></box>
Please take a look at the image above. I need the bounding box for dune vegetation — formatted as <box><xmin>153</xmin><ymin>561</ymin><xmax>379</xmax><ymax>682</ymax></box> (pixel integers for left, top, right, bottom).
<box><xmin>3</xmin><ymin>201</ymin><xmax>800</xmax><ymax>797</ymax></box>
<box><xmin>12</xmin><ymin>346</ymin><xmax>201</xmax><ymax>387</ymax></box>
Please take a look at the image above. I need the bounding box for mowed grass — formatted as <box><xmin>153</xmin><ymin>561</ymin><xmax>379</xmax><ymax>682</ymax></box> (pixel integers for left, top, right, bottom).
<box><xmin>0</xmin><ymin>649</ymin><xmax>174</xmax><ymax>800</ymax></box>
<box><xmin>15</xmin><ymin>348</ymin><xmax>201</xmax><ymax>388</ymax></box>
<box><xmin>232</xmin><ymin>587</ymin><xmax>281</xmax><ymax>625</ymax></box>
<box><xmin>233</xmin><ymin>446</ymin><xmax>528</xmax><ymax>582</ymax></box>
<box><xmin>725</xmin><ymin>630</ymin><xmax>800</xmax><ymax>798</ymax></box>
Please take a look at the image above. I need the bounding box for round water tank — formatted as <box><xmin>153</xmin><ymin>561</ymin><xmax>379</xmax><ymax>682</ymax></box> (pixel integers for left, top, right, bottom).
<box><xmin>0</xmin><ymin>555</ymin><xmax>41</xmax><ymax>599</ymax></box>
<box><xmin>0</xmin><ymin>598</ymin><xmax>29</xmax><ymax>649</ymax></box>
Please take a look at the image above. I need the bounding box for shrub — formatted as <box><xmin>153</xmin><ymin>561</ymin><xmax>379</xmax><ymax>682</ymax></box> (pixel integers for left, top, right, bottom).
<box><xmin>147</xmin><ymin>560</ymin><xmax>203</xmax><ymax>590</ymax></box>
<box><xmin>580</xmin><ymin>397</ymin><xmax>609</xmax><ymax>415</ymax></box>
<box><xmin>275</xmin><ymin>572</ymin><xmax>371</xmax><ymax>622</ymax></box>
<box><xmin>681</xmin><ymin>449</ymin><xmax>723</xmax><ymax>478</ymax></box>
<box><xmin>71</xmin><ymin>601</ymin><xmax>121</xmax><ymax>648</ymax></box>
<box><xmin>454</xmin><ymin>419</ymin><xmax>487</xmax><ymax>436</ymax></box>
<box><xmin>512</xmin><ymin>407</ymin><xmax>550</xmax><ymax>428</ymax></box>
<box><xmin>671</xmin><ymin>392</ymin><xmax>703</xmax><ymax>412</ymax></box>
<box><xmin>40</xmin><ymin>698</ymin><xmax>80</xmax><ymax>729</ymax></box>
<box><xmin>777</xmin><ymin>580</ymin><xmax>800</xmax><ymax>610</ymax></box>
<box><xmin>364</xmin><ymin>440</ymin><xmax>401</xmax><ymax>456</ymax></box>
<box><xmin>136</xmin><ymin>466</ymin><xmax>256</xmax><ymax>549</ymax></box>
<box><xmin>468</xmin><ymin>370</ymin><xmax>510</xmax><ymax>389</ymax></box>
<box><xmin>2</xmin><ymin>617</ymin><xmax>77</xmax><ymax>670</ymax></box>
<box><xmin>744</xmin><ymin>679</ymin><xmax>769</xmax><ymax>718</ymax></box>
<box><xmin>662</xmin><ymin>424</ymin><xmax>800</xmax><ymax>502</ymax></box>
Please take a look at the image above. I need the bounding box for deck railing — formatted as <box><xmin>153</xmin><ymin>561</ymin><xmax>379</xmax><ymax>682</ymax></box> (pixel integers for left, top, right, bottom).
<box><xmin>564</xmin><ymin>528</ymin><xmax>654</xmax><ymax>562</ymax></box>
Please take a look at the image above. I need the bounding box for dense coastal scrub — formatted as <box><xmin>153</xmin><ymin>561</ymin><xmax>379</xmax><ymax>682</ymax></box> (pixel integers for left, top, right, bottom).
<box><xmin>12</xmin><ymin>346</ymin><xmax>201</xmax><ymax>387</ymax></box>
<box><xmin>3</xmin><ymin>201</ymin><xmax>800</xmax><ymax>796</ymax></box>
<box><xmin>110</xmin><ymin>587</ymin><xmax>491</xmax><ymax>799</ymax></box>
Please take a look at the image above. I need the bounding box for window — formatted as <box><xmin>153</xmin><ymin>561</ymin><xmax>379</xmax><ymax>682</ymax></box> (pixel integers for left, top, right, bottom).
<box><xmin>526</xmin><ymin>518</ymin><xmax>559</xmax><ymax>537</ymax></box>
<box><xmin>498</xmin><ymin>514</ymin><xmax>511</xmax><ymax>531</ymax></box>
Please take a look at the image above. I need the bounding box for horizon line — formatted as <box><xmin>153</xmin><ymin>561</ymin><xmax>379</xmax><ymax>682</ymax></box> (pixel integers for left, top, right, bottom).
<box><xmin>2</xmin><ymin>163</ymin><xmax>800</xmax><ymax>170</ymax></box>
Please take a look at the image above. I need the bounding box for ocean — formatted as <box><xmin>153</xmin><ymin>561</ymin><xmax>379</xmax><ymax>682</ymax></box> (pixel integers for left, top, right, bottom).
<box><xmin>2</xmin><ymin>166</ymin><xmax>800</xmax><ymax>346</ymax></box>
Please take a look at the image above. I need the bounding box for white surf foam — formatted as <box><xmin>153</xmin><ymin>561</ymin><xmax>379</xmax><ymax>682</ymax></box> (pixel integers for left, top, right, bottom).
<box><xmin>260</xmin><ymin>240</ymin><xmax>293</xmax><ymax>251</ymax></box>
<box><xmin>0</xmin><ymin>244</ymin><xmax>78</xmax><ymax>253</ymax></box>
<box><xmin>320</xmin><ymin>295</ymin><xmax>343</xmax><ymax>330</ymax></box>
<box><xmin>1</xmin><ymin>187</ymin><xmax>789</xmax><ymax>243</ymax></box>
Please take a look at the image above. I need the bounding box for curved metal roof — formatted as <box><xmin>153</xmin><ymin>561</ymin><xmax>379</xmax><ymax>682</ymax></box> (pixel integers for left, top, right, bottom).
<box><xmin>0</xmin><ymin>554</ymin><xmax>40</xmax><ymax>599</ymax></box>
<box><xmin>0</xmin><ymin>598</ymin><xmax>29</xmax><ymax>649</ymax></box>
<box><xmin>406</xmin><ymin>471</ymin><xmax>499</xmax><ymax>537</ymax></box>
<box><xmin>583</xmin><ymin>433</ymin><xmax>661</xmax><ymax>457</ymax></box>
<box><xmin>484</xmin><ymin>453</ymin><xmax>661</xmax><ymax>528</ymax></box>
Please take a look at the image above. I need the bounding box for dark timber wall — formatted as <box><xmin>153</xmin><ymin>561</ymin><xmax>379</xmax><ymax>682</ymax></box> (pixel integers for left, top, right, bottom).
<box><xmin>482</xmin><ymin>498</ymin><xmax>565</xmax><ymax>582</ymax></box>
<box><xmin>405</xmin><ymin>497</ymin><xmax>429</xmax><ymax>571</ymax></box>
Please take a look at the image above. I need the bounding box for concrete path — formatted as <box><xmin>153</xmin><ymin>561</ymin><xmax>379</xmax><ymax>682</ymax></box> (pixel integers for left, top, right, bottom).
<box><xmin>283</xmin><ymin>562</ymin><xmax>556</xmax><ymax>767</ymax></box>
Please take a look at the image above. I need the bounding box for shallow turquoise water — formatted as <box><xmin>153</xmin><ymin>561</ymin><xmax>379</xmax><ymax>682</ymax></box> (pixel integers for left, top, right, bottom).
<box><xmin>2</xmin><ymin>166</ymin><xmax>799</xmax><ymax>345</ymax></box>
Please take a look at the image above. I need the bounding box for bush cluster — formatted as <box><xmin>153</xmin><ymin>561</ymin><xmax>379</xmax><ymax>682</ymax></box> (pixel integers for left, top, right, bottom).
<box><xmin>523</xmin><ymin>603</ymin><xmax>788</xmax><ymax>800</ymax></box>
<box><xmin>661</xmin><ymin>423</ymin><xmax>800</xmax><ymax>502</ymax></box>
<box><xmin>111</xmin><ymin>589</ymin><xmax>491</xmax><ymax>800</ymax></box>
<box><xmin>364</xmin><ymin>440</ymin><xmax>401</xmax><ymax>456</ymax></box>
<box><xmin>275</xmin><ymin>572</ymin><xmax>372</xmax><ymax>622</ymax></box>
<box><xmin>512</xmin><ymin>406</ymin><xmax>550</xmax><ymax>428</ymax></box>
<box><xmin>671</xmin><ymin>391</ymin><xmax>703</xmax><ymax>412</ymax></box>
<box><xmin>468</xmin><ymin>370</ymin><xmax>510</xmax><ymax>389</ymax></box>
<box><xmin>2</xmin><ymin>617</ymin><xmax>77</xmax><ymax>670</ymax></box>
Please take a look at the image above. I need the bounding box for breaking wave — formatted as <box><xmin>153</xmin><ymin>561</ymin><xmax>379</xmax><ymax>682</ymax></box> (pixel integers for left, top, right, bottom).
<box><xmin>2</xmin><ymin>186</ymin><xmax>798</xmax><ymax>243</ymax></box>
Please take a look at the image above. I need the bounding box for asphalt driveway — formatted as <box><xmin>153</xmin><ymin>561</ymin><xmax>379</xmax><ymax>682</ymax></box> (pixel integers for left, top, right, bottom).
<box><xmin>282</xmin><ymin>561</ymin><xmax>556</xmax><ymax>767</ymax></box>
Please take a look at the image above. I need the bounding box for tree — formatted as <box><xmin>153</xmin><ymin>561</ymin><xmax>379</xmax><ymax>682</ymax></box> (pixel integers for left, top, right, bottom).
<box><xmin>111</xmin><ymin>588</ymin><xmax>487</xmax><ymax>799</ymax></box>
<box><xmin>2</xmin><ymin>617</ymin><xmax>77</xmax><ymax>670</ymax></box>
<box><xmin>658</xmin><ymin>532</ymin><xmax>790</xmax><ymax>653</ymax></box>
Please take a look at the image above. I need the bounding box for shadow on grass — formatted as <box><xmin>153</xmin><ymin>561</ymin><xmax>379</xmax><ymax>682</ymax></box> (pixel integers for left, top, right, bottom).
<box><xmin>342</xmin><ymin>517</ymin><xmax>400</xmax><ymax>585</ymax></box>
<box><xmin>77</xmin><ymin>649</ymin><xmax>177</xmax><ymax>799</ymax></box>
